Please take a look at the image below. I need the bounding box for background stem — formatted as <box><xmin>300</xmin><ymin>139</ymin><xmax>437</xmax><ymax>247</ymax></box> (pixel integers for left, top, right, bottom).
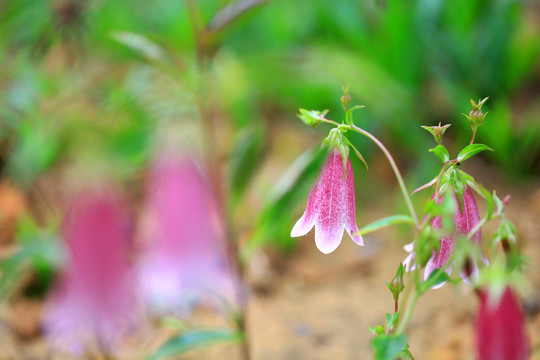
<box><xmin>348</xmin><ymin>125</ymin><xmax>420</xmax><ymax>226</ymax></box>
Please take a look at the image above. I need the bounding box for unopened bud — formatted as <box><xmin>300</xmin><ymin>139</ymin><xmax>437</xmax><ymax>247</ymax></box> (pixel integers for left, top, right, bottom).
<box><xmin>386</xmin><ymin>263</ymin><xmax>405</xmax><ymax>304</ymax></box>
<box><xmin>464</xmin><ymin>97</ymin><xmax>489</xmax><ymax>129</ymax></box>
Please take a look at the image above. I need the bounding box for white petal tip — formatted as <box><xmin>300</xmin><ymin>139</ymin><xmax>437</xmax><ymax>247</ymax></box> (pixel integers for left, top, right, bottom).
<box><xmin>347</xmin><ymin>227</ymin><xmax>364</xmax><ymax>246</ymax></box>
<box><xmin>316</xmin><ymin>244</ymin><xmax>339</xmax><ymax>255</ymax></box>
<box><xmin>291</xmin><ymin>214</ymin><xmax>313</xmax><ymax>238</ymax></box>
<box><xmin>314</xmin><ymin>228</ymin><xmax>342</xmax><ymax>254</ymax></box>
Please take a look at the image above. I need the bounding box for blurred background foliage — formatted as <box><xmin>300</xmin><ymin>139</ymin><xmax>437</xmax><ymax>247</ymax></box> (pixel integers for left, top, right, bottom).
<box><xmin>0</xmin><ymin>0</ymin><xmax>539</xmax><ymax>257</ymax></box>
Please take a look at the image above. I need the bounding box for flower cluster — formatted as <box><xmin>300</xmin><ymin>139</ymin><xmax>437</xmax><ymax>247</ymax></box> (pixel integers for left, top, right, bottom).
<box><xmin>403</xmin><ymin>187</ymin><xmax>486</xmax><ymax>288</ymax></box>
<box><xmin>44</xmin><ymin>156</ymin><xmax>236</xmax><ymax>353</ymax></box>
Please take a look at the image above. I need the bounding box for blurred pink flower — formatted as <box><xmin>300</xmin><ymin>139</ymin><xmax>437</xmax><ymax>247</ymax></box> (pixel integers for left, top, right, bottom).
<box><xmin>45</xmin><ymin>187</ymin><xmax>138</xmax><ymax>353</ymax></box>
<box><xmin>139</xmin><ymin>157</ymin><xmax>235</xmax><ymax>312</ymax></box>
<box><xmin>476</xmin><ymin>288</ymin><xmax>529</xmax><ymax>360</ymax></box>
<box><xmin>403</xmin><ymin>187</ymin><xmax>486</xmax><ymax>288</ymax></box>
<box><xmin>291</xmin><ymin>149</ymin><xmax>363</xmax><ymax>254</ymax></box>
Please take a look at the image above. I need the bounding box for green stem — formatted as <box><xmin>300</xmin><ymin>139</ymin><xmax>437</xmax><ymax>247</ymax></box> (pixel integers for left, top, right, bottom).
<box><xmin>396</xmin><ymin>291</ymin><xmax>419</xmax><ymax>334</ymax></box>
<box><xmin>470</xmin><ymin>127</ymin><xmax>477</xmax><ymax>145</ymax></box>
<box><xmin>346</xmin><ymin>124</ymin><xmax>419</xmax><ymax>227</ymax></box>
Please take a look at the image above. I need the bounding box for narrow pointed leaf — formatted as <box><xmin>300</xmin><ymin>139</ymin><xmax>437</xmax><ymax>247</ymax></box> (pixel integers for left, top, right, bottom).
<box><xmin>344</xmin><ymin>137</ymin><xmax>368</xmax><ymax>170</ymax></box>
<box><xmin>148</xmin><ymin>329</ymin><xmax>241</xmax><ymax>360</ymax></box>
<box><xmin>354</xmin><ymin>215</ymin><xmax>414</xmax><ymax>236</ymax></box>
<box><xmin>228</xmin><ymin>128</ymin><xmax>266</xmax><ymax>209</ymax></box>
<box><xmin>457</xmin><ymin>144</ymin><xmax>494</xmax><ymax>162</ymax></box>
<box><xmin>411</xmin><ymin>176</ymin><xmax>437</xmax><ymax>196</ymax></box>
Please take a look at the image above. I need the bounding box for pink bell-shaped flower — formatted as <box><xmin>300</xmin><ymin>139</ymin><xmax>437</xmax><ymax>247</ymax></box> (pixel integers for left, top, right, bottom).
<box><xmin>404</xmin><ymin>187</ymin><xmax>485</xmax><ymax>288</ymax></box>
<box><xmin>138</xmin><ymin>156</ymin><xmax>235</xmax><ymax>312</ymax></box>
<box><xmin>44</xmin><ymin>186</ymin><xmax>138</xmax><ymax>353</ymax></box>
<box><xmin>476</xmin><ymin>287</ymin><xmax>529</xmax><ymax>360</ymax></box>
<box><xmin>291</xmin><ymin>148</ymin><xmax>363</xmax><ymax>254</ymax></box>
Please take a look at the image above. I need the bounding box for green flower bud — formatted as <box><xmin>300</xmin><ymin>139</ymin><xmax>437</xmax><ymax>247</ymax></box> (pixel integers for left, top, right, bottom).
<box><xmin>421</xmin><ymin>123</ymin><xmax>451</xmax><ymax>144</ymax></box>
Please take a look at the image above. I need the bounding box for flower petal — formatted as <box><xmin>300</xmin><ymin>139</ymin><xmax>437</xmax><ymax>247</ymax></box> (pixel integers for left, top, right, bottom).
<box><xmin>291</xmin><ymin>212</ymin><xmax>315</xmax><ymax>237</ymax></box>
<box><xmin>346</xmin><ymin>224</ymin><xmax>364</xmax><ymax>246</ymax></box>
<box><xmin>402</xmin><ymin>251</ymin><xmax>417</xmax><ymax>271</ymax></box>
<box><xmin>314</xmin><ymin>224</ymin><xmax>344</xmax><ymax>254</ymax></box>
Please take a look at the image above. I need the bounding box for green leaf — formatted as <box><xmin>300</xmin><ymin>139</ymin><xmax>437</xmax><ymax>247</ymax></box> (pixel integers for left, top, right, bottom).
<box><xmin>385</xmin><ymin>312</ymin><xmax>400</xmax><ymax>330</ymax></box>
<box><xmin>355</xmin><ymin>215</ymin><xmax>414</xmax><ymax>236</ymax></box>
<box><xmin>147</xmin><ymin>329</ymin><xmax>241</xmax><ymax>360</ymax></box>
<box><xmin>372</xmin><ymin>334</ymin><xmax>408</xmax><ymax>360</ymax></box>
<box><xmin>428</xmin><ymin>144</ymin><xmax>450</xmax><ymax>163</ymax></box>
<box><xmin>418</xmin><ymin>268</ymin><xmax>450</xmax><ymax>293</ymax></box>
<box><xmin>369</xmin><ymin>325</ymin><xmax>386</xmax><ymax>336</ymax></box>
<box><xmin>0</xmin><ymin>252</ymin><xmax>28</xmax><ymax>299</ymax></box>
<box><xmin>228</xmin><ymin>128</ymin><xmax>266</xmax><ymax>209</ymax></box>
<box><xmin>457</xmin><ymin>144</ymin><xmax>494</xmax><ymax>162</ymax></box>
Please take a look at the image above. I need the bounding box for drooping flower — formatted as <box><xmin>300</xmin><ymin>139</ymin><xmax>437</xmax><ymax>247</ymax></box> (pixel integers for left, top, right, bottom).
<box><xmin>403</xmin><ymin>187</ymin><xmax>486</xmax><ymax>288</ymax></box>
<box><xmin>476</xmin><ymin>287</ymin><xmax>529</xmax><ymax>360</ymax></box>
<box><xmin>44</xmin><ymin>186</ymin><xmax>138</xmax><ymax>353</ymax></box>
<box><xmin>291</xmin><ymin>148</ymin><xmax>363</xmax><ymax>254</ymax></box>
<box><xmin>138</xmin><ymin>156</ymin><xmax>235</xmax><ymax>313</ymax></box>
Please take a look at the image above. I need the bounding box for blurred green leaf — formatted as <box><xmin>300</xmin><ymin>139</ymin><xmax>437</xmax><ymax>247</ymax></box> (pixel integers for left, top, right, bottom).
<box><xmin>229</xmin><ymin>127</ymin><xmax>266</xmax><ymax>210</ymax></box>
<box><xmin>372</xmin><ymin>334</ymin><xmax>408</xmax><ymax>360</ymax></box>
<box><xmin>356</xmin><ymin>215</ymin><xmax>414</xmax><ymax>236</ymax></box>
<box><xmin>148</xmin><ymin>329</ymin><xmax>241</xmax><ymax>360</ymax></box>
<box><xmin>419</xmin><ymin>268</ymin><xmax>450</xmax><ymax>293</ymax></box>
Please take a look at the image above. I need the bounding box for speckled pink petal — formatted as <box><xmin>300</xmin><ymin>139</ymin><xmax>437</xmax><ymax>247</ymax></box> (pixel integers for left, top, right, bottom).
<box><xmin>457</xmin><ymin>187</ymin><xmax>482</xmax><ymax>243</ymax></box>
<box><xmin>293</xmin><ymin>149</ymin><xmax>362</xmax><ymax>254</ymax></box>
<box><xmin>424</xmin><ymin>235</ymin><xmax>455</xmax><ymax>288</ymax></box>
<box><xmin>315</xmin><ymin>150</ymin><xmax>355</xmax><ymax>252</ymax></box>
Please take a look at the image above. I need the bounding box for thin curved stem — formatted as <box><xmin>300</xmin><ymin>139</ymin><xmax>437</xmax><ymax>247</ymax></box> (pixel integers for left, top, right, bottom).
<box><xmin>396</xmin><ymin>291</ymin><xmax>419</xmax><ymax>334</ymax></box>
<box><xmin>470</xmin><ymin>127</ymin><xmax>477</xmax><ymax>145</ymax></box>
<box><xmin>346</xmin><ymin>124</ymin><xmax>419</xmax><ymax>227</ymax></box>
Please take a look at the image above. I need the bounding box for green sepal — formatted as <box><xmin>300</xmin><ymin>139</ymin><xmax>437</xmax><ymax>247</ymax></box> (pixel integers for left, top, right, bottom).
<box><xmin>448</xmin><ymin>166</ymin><xmax>465</xmax><ymax>210</ymax></box>
<box><xmin>345</xmin><ymin>104</ymin><xmax>366</xmax><ymax>125</ymax></box>
<box><xmin>344</xmin><ymin>137</ymin><xmax>368</xmax><ymax>171</ymax></box>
